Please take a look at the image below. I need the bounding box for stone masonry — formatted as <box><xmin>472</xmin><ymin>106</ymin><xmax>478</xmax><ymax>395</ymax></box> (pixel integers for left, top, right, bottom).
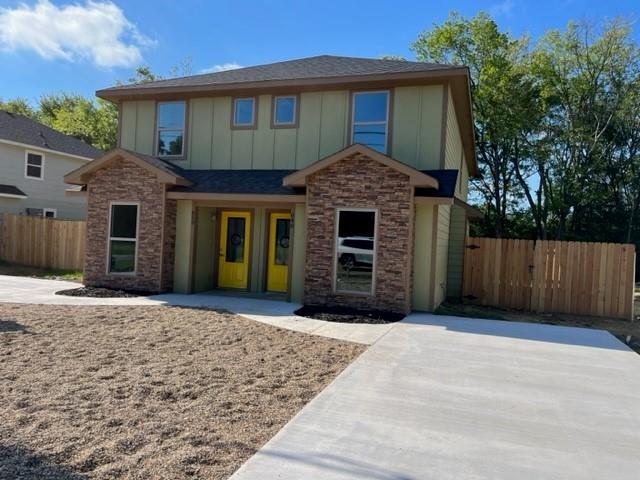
<box><xmin>304</xmin><ymin>153</ymin><xmax>414</xmax><ymax>313</ymax></box>
<box><xmin>84</xmin><ymin>158</ymin><xmax>175</xmax><ymax>293</ymax></box>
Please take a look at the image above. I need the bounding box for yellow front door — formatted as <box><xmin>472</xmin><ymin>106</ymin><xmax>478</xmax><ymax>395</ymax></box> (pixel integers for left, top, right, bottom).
<box><xmin>267</xmin><ymin>212</ymin><xmax>291</xmax><ymax>293</ymax></box>
<box><xmin>218</xmin><ymin>211</ymin><xmax>251</xmax><ymax>289</ymax></box>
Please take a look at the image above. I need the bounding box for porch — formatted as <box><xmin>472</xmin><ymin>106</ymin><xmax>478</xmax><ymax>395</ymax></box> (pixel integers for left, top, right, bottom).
<box><xmin>172</xmin><ymin>198</ymin><xmax>307</xmax><ymax>303</ymax></box>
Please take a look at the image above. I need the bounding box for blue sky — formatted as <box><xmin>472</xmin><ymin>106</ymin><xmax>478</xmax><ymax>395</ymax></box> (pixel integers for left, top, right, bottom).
<box><xmin>0</xmin><ymin>0</ymin><xmax>638</xmax><ymax>103</ymax></box>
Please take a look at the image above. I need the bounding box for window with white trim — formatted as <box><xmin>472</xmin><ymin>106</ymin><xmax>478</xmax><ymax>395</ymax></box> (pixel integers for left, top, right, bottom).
<box><xmin>335</xmin><ymin>209</ymin><xmax>377</xmax><ymax>294</ymax></box>
<box><xmin>43</xmin><ymin>208</ymin><xmax>57</xmax><ymax>218</ymax></box>
<box><xmin>273</xmin><ymin>95</ymin><xmax>297</xmax><ymax>126</ymax></box>
<box><xmin>351</xmin><ymin>91</ymin><xmax>390</xmax><ymax>153</ymax></box>
<box><xmin>25</xmin><ymin>151</ymin><xmax>44</xmax><ymax>179</ymax></box>
<box><xmin>233</xmin><ymin>97</ymin><xmax>256</xmax><ymax>127</ymax></box>
<box><xmin>157</xmin><ymin>101</ymin><xmax>185</xmax><ymax>156</ymax></box>
<box><xmin>109</xmin><ymin>203</ymin><xmax>138</xmax><ymax>274</ymax></box>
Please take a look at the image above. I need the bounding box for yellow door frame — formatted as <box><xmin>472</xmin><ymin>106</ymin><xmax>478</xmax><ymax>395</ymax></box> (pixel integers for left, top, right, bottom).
<box><xmin>266</xmin><ymin>211</ymin><xmax>292</xmax><ymax>293</ymax></box>
<box><xmin>217</xmin><ymin>210</ymin><xmax>252</xmax><ymax>289</ymax></box>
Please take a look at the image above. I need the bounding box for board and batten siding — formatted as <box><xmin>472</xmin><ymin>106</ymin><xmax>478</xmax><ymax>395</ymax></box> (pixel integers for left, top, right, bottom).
<box><xmin>433</xmin><ymin>205</ymin><xmax>451</xmax><ymax>308</ymax></box>
<box><xmin>446</xmin><ymin>205</ymin><xmax>467</xmax><ymax>299</ymax></box>
<box><xmin>118</xmin><ymin>85</ymin><xmax>447</xmax><ymax>171</ymax></box>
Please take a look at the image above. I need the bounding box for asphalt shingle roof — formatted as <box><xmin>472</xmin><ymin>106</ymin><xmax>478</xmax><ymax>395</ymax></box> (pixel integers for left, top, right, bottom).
<box><xmin>0</xmin><ymin>184</ymin><xmax>28</xmax><ymax>197</ymax></box>
<box><xmin>416</xmin><ymin>170</ymin><xmax>459</xmax><ymax>197</ymax></box>
<box><xmin>0</xmin><ymin>111</ymin><xmax>102</xmax><ymax>159</ymax></box>
<box><xmin>99</xmin><ymin>55</ymin><xmax>463</xmax><ymax>92</ymax></box>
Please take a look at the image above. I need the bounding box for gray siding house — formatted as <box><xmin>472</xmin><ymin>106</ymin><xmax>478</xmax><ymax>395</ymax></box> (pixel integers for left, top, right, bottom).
<box><xmin>0</xmin><ymin>111</ymin><xmax>101</xmax><ymax>220</ymax></box>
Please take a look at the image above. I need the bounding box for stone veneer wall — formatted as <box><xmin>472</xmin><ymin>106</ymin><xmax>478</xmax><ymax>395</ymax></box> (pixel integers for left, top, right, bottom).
<box><xmin>303</xmin><ymin>153</ymin><xmax>414</xmax><ymax>313</ymax></box>
<box><xmin>84</xmin><ymin>159</ymin><xmax>171</xmax><ymax>293</ymax></box>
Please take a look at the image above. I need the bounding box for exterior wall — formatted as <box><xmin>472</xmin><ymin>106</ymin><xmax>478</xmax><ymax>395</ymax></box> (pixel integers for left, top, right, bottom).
<box><xmin>446</xmin><ymin>205</ymin><xmax>467</xmax><ymax>299</ymax></box>
<box><xmin>433</xmin><ymin>205</ymin><xmax>451</xmax><ymax>308</ymax></box>
<box><xmin>392</xmin><ymin>85</ymin><xmax>445</xmax><ymax>170</ymax></box>
<box><xmin>0</xmin><ymin>141</ymin><xmax>88</xmax><ymax>219</ymax></box>
<box><xmin>444</xmin><ymin>86</ymin><xmax>463</xmax><ymax>171</ymax></box>
<box><xmin>193</xmin><ymin>207</ymin><xmax>216</xmax><ymax>292</ymax></box>
<box><xmin>162</xmin><ymin>199</ymin><xmax>177</xmax><ymax>291</ymax></box>
<box><xmin>118</xmin><ymin>85</ymin><xmax>446</xmax><ymax>171</ymax></box>
<box><xmin>173</xmin><ymin>200</ymin><xmax>194</xmax><ymax>293</ymax></box>
<box><xmin>303</xmin><ymin>153</ymin><xmax>414</xmax><ymax>313</ymax></box>
<box><xmin>412</xmin><ymin>204</ymin><xmax>435</xmax><ymax>311</ymax></box>
<box><xmin>84</xmin><ymin>159</ymin><xmax>170</xmax><ymax>292</ymax></box>
<box><xmin>290</xmin><ymin>204</ymin><xmax>306</xmax><ymax>303</ymax></box>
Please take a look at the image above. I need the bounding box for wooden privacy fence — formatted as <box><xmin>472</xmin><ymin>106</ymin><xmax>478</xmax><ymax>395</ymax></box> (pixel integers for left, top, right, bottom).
<box><xmin>0</xmin><ymin>213</ymin><xmax>86</xmax><ymax>271</ymax></box>
<box><xmin>463</xmin><ymin>237</ymin><xmax>636</xmax><ymax>320</ymax></box>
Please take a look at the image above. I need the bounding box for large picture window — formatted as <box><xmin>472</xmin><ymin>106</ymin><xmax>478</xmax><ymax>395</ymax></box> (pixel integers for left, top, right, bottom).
<box><xmin>335</xmin><ymin>209</ymin><xmax>377</xmax><ymax>294</ymax></box>
<box><xmin>109</xmin><ymin>203</ymin><xmax>138</xmax><ymax>274</ymax></box>
<box><xmin>157</xmin><ymin>101</ymin><xmax>185</xmax><ymax>156</ymax></box>
<box><xmin>351</xmin><ymin>91</ymin><xmax>390</xmax><ymax>153</ymax></box>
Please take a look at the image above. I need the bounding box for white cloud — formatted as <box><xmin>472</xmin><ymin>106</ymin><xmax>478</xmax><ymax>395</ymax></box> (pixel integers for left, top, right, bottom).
<box><xmin>0</xmin><ymin>0</ymin><xmax>153</xmax><ymax>68</ymax></box>
<box><xmin>490</xmin><ymin>0</ymin><xmax>515</xmax><ymax>16</ymax></box>
<box><xmin>199</xmin><ymin>62</ymin><xmax>243</xmax><ymax>74</ymax></box>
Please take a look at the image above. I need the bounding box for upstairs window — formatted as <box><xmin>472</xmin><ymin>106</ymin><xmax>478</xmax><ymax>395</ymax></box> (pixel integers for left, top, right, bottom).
<box><xmin>25</xmin><ymin>151</ymin><xmax>44</xmax><ymax>179</ymax></box>
<box><xmin>157</xmin><ymin>101</ymin><xmax>185</xmax><ymax>157</ymax></box>
<box><xmin>109</xmin><ymin>203</ymin><xmax>138</xmax><ymax>274</ymax></box>
<box><xmin>351</xmin><ymin>91</ymin><xmax>390</xmax><ymax>153</ymax></box>
<box><xmin>273</xmin><ymin>95</ymin><xmax>297</xmax><ymax>127</ymax></box>
<box><xmin>233</xmin><ymin>98</ymin><xmax>256</xmax><ymax>128</ymax></box>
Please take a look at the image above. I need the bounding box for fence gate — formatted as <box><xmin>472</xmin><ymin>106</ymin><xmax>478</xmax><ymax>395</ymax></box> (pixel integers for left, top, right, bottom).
<box><xmin>462</xmin><ymin>237</ymin><xmax>636</xmax><ymax>320</ymax></box>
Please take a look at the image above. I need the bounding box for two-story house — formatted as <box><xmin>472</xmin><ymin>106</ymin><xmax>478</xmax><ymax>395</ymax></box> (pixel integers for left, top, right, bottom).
<box><xmin>0</xmin><ymin>111</ymin><xmax>101</xmax><ymax>220</ymax></box>
<box><xmin>65</xmin><ymin>55</ymin><xmax>480</xmax><ymax>314</ymax></box>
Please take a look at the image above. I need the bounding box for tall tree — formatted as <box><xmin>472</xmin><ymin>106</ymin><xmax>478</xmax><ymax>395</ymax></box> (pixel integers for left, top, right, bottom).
<box><xmin>412</xmin><ymin>12</ymin><xmax>542</xmax><ymax>237</ymax></box>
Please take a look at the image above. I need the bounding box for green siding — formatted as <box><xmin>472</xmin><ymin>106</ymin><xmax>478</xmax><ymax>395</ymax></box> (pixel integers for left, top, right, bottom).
<box><xmin>173</xmin><ymin>200</ymin><xmax>194</xmax><ymax>293</ymax></box>
<box><xmin>189</xmin><ymin>98</ymin><xmax>214</xmax><ymax>169</ymax></box>
<box><xmin>119</xmin><ymin>86</ymin><xmax>448</xmax><ymax>172</ymax></box>
<box><xmin>290</xmin><ymin>204</ymin><xmax>306</xmax><ymax>303</ymax></box>
<box><xmin>249</xmin><ymin>208</ymin><xmax>267</xmax><ymax>292</ymax></box>
<box><xmin>434</xmin><ymin>205</ymin><xmax>451</xmax><ymax>308</ymax></box>
<box><xmin>447</xmin><ymin>205</ymin><xmax>466</xmax><ymax>299</ymax></box>
<box><xmin>392</xmin><ymin>85</ymin><xmax>444</xmax><ymax>170</ymax></box>
<box><xmin>193</xmin><ymin>207</ymin><xmax>216</xmax><ymax>292</ymax></box>
<box><xmin>412</xmin><ymin>204</ymin><xmax>434</xmax><ymax>311</ymax></box>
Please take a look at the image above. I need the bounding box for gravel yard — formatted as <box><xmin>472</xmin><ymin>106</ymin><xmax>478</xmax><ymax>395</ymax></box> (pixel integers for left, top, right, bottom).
<box><xmin>0</xmin><ymin>304</ymin><xmax>364</xmax><ymax>479</ymax></box>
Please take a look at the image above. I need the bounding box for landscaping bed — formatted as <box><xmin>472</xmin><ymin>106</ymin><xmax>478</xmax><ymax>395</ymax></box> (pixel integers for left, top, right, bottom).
<box><xmin>0</xmin><ymin>304</ymin><xmax>364</xmax><ymax>479</ymax></box>
<box><xmin>294</xmin><ymin>305</ymin><xmax>405</xmax><ymax>324</ymax></box>
<box><xmin>55</xmin><ymin>286</ymin><xmax>142</xmax><ymax>298</ymax></box>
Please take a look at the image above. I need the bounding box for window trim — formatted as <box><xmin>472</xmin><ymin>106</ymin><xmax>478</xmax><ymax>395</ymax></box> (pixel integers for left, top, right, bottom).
<box><xmin>271</xmin><ymin>94</ymin><xmax>299</xmax><ymax>128</ymax></box>
<box><xmin>43</xmin><ymin>208</ymin><xmax>57</xmax><ymax>218</ymax></box>
<box><xmin>107</xmin><ymin>201</ymin><xmax>140</xmax><ymax>276</ymax></box>
<box><xmin>333</xmin><ymin>207</ymin><xmax>378</xmax><ymax>296</ymax></box>
<box><xmin>349</xmin><ymin>90</ymin><xmax>391</xmax><ymax>154</ymax></box>
<box><xmin>155</xmin><ymin>100</ymin><xmax>187</xmax><ymax>158</ymax></box>
<box><xmin>24</xmin><ymin>150</ymin><xmax>45</xmax><ymax>180</ymax></box>
<box><xmin>231</xmin><ymin>97</ymin><xmax>257</xmax><ymax>129</ymax></box>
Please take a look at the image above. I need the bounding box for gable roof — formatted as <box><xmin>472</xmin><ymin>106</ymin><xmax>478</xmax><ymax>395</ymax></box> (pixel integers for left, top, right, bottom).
<box><xmin>0</xmin><ymin>111</ymin><xmax>102</xmax><ymax>160</ymax></box>
<box><xmin>97</xmin><ymin>55</ymin><xmax>465</xmax><ymax>98</ymax></box>
<box><xmin>283</xmin><ymin>144</ymin><xmax>440</xmax><ymax>189</ymax></box>
<box><xmin>64</xmin><ymin>148</ymin><xmax>190</xmax><ymax>186</ymax></box>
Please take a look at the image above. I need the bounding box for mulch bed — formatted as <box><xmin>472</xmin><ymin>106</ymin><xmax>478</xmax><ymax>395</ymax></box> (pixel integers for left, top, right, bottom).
<box><xmin>55</xmin><ymin>287</ymin><xmax>142</xmax><ymax>298</ymax></box>
<box><xmin>0</xmin><ymin>304</ymin><xmax>364</xmax><ymax>479</ymax></box>
<box><xmin>294</xmin><ymin>305</ymin><xmax>405</xmax><ymax>324</ymax></box>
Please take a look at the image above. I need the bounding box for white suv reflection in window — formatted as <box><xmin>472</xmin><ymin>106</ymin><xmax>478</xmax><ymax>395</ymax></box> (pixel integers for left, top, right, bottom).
<box><xmin>337</xmin><ymin>236</ymin><xmax>374</xmax><ymax>269</ymax></box>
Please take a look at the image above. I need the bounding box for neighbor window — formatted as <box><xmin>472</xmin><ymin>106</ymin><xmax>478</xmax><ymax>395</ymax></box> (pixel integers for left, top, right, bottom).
<box><xmin>25</xmin><ymin>151</ymin><xmax>44</xmax><ymax>179</ymax></box>
<box><xmin>108</xmin><ymin>203</ymin><xmax>138</xmax><ymax>274</ymax></box>
<box><xmin>157</xmin><ymin>101</ymin><xmax>185</xmax><ymax>156</ymax></box>
<box><xmin>335</xmin><ymin>209</ymin><xmax>377</xmax><ymax>294</ymax></box>
<box><xmin>351</xmin><ymin>91</ymin><xmax>390</xmax><ymax>153</ymax></box>
<box><xmin>43</xmin><ymin>208</ymin><xmax>56</xmax><ymax>218</ymax></box>
<box><xmin>233</xmin><ymin>98</ymin><xmax>256</xmax><ymax>127</ymax></box>
<box><xmin>273</xmin><ymin>95</ymin><xmax>297</xmax><ymax>126</ymax></box>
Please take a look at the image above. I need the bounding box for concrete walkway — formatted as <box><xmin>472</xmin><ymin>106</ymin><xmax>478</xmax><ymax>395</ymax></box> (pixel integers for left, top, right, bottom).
<box><xmin>0</xmin><ymin>275</ymin><xmax>392</xmax><ymax>344</ymax></box>
<box><xmin>231</xmin><ymin>315</ymin><xmax>640</xmax><ymax>480</ymax></box>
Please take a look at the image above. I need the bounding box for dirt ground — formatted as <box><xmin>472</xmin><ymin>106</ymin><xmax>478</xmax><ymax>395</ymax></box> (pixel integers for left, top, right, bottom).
<box><xmin>0</xmin><ymin>305</ymin><xmax>364</xmax><ymax>479</ymax></box>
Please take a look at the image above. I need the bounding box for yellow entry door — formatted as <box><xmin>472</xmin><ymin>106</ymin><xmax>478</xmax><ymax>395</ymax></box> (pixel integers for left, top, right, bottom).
<box><xmin>267</xmin><ymin>212</ymin><xmax>291</xmax><ymax>293</ymax></box>
<box><xmin>218</xmin><ymin>211</ymin><xmax>251</xmax><ymax>289</ymax></box>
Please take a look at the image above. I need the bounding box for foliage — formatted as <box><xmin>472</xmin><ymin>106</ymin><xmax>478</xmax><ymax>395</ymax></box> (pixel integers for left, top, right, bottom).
<box><xmin>413</xmin><ymin>13</ymin><xmax>640</xmax><ymax>251</ymax></box>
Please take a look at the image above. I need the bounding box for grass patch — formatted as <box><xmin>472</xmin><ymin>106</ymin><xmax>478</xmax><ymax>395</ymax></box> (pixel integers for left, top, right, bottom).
<box><xmin>0</xmin><ymin>260</ymin><xmax>82</xmax><ymax>282</ymax></box>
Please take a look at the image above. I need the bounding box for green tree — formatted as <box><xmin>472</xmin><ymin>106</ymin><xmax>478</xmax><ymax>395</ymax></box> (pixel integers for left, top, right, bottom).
<box><xmin>412</xmin><ymin>12</ymin><xmax>543</xmax><ymax>237</ymax></box>
<box><xmin>0</xmin><ymin>98</ymin><xmax>38</xmax><ymax>119</ymax></box>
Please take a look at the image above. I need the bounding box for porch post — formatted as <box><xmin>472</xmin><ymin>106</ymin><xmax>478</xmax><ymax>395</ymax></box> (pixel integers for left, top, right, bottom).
<box><xmin>173</xmin><ymin>200</ymin><xmax>195</xmax><ymax>294</ymax></box>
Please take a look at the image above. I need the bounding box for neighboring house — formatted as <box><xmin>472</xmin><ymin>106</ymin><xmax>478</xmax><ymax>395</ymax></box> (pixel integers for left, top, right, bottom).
<box><xmin>65</xmin><ymin>55</ymin><xmax>481</xmax><ymax>313</ymax></box>
<box><xmin>0</xmin><ymin>111</ymin><xmax>101</xmax><ymax>220</ymax></box>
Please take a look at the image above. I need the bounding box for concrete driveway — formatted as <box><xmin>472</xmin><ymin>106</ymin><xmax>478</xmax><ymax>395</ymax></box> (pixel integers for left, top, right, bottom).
<box><xmin>231</xmin><ymin>315</ymin><xmax>640</xmax><ymax>480</ymax></box>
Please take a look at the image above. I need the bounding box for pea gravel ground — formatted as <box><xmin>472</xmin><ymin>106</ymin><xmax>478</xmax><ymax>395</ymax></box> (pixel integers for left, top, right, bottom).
<box><xmin>0</xmin><ymin>304</ymin><xmax>365</xmax><ymax>480</ymax></box>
